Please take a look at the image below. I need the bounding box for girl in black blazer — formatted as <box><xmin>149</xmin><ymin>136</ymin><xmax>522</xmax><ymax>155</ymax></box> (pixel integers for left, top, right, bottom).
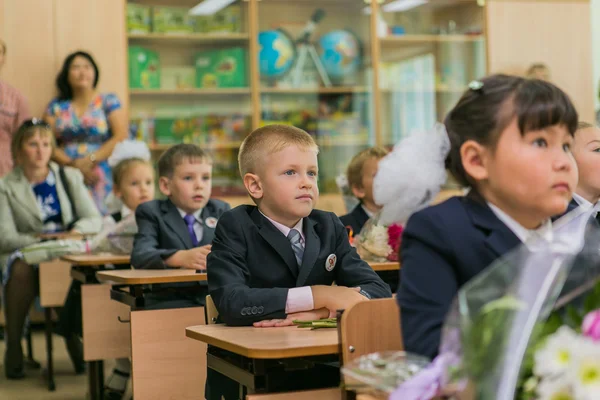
<box><xmin>398</xmin><ymin>75</ymin><xmax>580</xmax><ymax>359</ymax></box>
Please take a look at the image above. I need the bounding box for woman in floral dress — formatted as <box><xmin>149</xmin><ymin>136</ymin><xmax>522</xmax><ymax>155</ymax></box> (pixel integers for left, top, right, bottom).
<box><xmin>44</xmin><ymin>51</ymin><xmax>128</xmax><ymax>214</ymax></box>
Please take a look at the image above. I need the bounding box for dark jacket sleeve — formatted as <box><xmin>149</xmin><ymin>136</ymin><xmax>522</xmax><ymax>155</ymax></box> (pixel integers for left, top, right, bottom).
<box><xmin>131</xmin><ymin>202</ymin><xmax>177</xmax><ymax>269</ymax></box>
<box><xmin>397</xmin><ymin>209</ymin><xmax>458</xmax><ymax>360</ymax></box>
<box><xmin>330</xmin><ymin>213</ymin><xmax>392</xmax><ymax>299</ymax></box>
<box><xmin>207</xmin><ymin>210</ymin><xmax>288</xmax><ymax>326</ymax></box>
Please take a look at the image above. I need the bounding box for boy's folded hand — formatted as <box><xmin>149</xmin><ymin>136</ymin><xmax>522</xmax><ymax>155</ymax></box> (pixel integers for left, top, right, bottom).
<box><xmin>311</xmin><ymin>285</ymin><xmax>368</xmax><ymax>314</ymax></box>
<box><xmin>253</xmin><ymin>308</ymin><xmax>329</xmax><ymax>328</ymax></box>
<box><xmin>175</xmin><ymin>245</ymin><xmax>212</xmax><ymax>270</ymax></box>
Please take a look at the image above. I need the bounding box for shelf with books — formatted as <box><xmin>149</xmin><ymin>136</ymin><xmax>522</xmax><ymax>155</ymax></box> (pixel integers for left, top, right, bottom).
<box><xmin>127</xmin><ymin>32</ymin><xmax>250</xmax><ymax>45</ymax></box>
<box><xmin>260</xmin><ymin>86</ymin><xmax>370</xmax><ymax>95</ymax></box>
<box><xmin>148</xmin><ymin>141</ymin><xmax>243</xmax><ymax>152</ymax></box>
<box><xmin>129</xmin><ymin>88</ymin><xmax>251</xmax><ymax>96</ymax></box>
<box><xmin>380</xmin><ymin>34</ymin><xmax>483</xmax><ymax>45</ymax></box>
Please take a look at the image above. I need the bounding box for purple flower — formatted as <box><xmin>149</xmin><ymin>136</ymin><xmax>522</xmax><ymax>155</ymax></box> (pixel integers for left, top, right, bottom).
<box><xmin>390</xmin><ymin>353</ymin><xmax>461</xmax><ymax>400</ymax></box>
<box><xmin>582</xmin><ymin>309</ymin><xmax>600</xmax><ymax>342</ymax></box>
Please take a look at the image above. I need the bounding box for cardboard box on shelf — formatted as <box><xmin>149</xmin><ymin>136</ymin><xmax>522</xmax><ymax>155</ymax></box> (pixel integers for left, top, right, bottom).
<box><xmin>153</xmin><ymin>6</ymin><xmax>195</xmax><ymax>34</ymax></box>
<box><xmin>194</xmin><ymin>5</ymin><xmax>242</xmax><ymax>34</ymax></box>
<box><xmin>195</xmin><ymin>48</ymin><xmax>247</xmax><ymax>88</ymax></box>
<box><xmin>128</xmin><ymin>46</ymin><xmax>161</xmax><ymax>89</ymax></box>
<box><xmin>127</xmin><ymin>3</ymin><xmax>151</xmax><ymax>34</ymax></box>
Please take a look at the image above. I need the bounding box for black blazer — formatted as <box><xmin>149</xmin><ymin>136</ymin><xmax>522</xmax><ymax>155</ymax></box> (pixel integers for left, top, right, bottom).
<box><xmin>131</xmin><ymin>198</ymin><xmax>231</xmax><ymax>270</ymax></box>
<box><xmin>397</xmin><ymin>195</ymin><xmax>522</xmax><ymax>359</ymax></box>
<box><xmin>207</xmin><ymin>205</ymin><xmax>392</xmax><ymax>326</ymax></box>
<box><xmin>339</xmin><ymin>204</ymin><xmax>370</xmax><ymax>236</ymax></box>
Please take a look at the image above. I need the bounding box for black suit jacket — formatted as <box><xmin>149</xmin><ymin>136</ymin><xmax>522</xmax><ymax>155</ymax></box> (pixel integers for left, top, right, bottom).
<box><xmin>397</xmin><ymin>195</ymin><xmax>523</xmax><ymax>359</ymax></box>
<box><xmin>207</xmin><ymin>205</ymin><xmax>392</xmax><ymax>326</ymax></box>
<box><xmin>339</xmin><ymin>204</ymin><xmax>370</xmax><ymax>236</ymax></box>
<box><xmin>131</xmin><ymin>198</ymin><xmax>231</xmax><ymax>270</ymax></box>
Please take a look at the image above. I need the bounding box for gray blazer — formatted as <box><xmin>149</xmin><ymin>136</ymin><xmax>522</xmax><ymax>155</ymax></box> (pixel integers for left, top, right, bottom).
<box><xmin>0</xmin><ymin>161</ymin><xmax>102</xmax><ymax>267</ymax></box>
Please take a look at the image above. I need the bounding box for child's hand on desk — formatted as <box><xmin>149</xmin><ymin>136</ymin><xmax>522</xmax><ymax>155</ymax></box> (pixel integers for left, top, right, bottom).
<box><xmin>312</xmin><ymin>285</ymin><xmax>368</xmax><ymax>314</ymax></box>
<box><xmin>168</xmin><ymin>245</ymin><xmax>212</xmax><ymax>270</ymax></box>
<box><xmin>253</xmin><ymin>308</ymin><xmax>329</xmax><ymax>328</ymax></box>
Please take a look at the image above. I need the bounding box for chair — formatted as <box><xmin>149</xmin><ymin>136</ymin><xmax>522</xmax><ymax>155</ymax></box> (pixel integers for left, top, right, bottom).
<box><xmin>338</xmin><ymin>298</ymin><xmax>402</xmax><ymax>365</ymax></box>
<box><xmin>205</xmin><ymin>295</ymin><xmax>219</xmax><ymax>325</ymax></box>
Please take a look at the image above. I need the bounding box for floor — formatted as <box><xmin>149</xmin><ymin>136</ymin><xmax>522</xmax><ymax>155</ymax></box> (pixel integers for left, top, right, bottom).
<box><xmin>0</xmin><ymin>330</ymin><xmax>132</xmax><ymax>400</ymax></box>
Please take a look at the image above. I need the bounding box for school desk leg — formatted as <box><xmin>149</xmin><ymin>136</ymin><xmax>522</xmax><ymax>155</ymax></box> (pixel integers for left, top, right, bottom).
<box><xmin>44</xmin><ymin>307</ymin><xmax>56</xmax><ymax>391</ymax></box>
<box><xmin>88</xmin><ymin>360</ymin><xmax>104</xmax><ymax>400</ymax></box>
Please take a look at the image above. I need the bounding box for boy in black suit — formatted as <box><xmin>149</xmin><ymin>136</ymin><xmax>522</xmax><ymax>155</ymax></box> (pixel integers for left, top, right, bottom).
<box><xmin>131</xmin><ymin>144</ymin><xmax>230</xmax><ymax>307</ymax></box>
<box><xmin>207</xmin><ymin>124</ymin><xmax>391</xmax><ymax>399</ymax></box>
<box><xmin>209</xmin><ymin>125</ymin><xmax>391</xmax><ymax>327</ymax></box>
<box><xmin>339</xmin><ymin>147</ymin><xmax>388</xmax><ymax>236</ymax></box>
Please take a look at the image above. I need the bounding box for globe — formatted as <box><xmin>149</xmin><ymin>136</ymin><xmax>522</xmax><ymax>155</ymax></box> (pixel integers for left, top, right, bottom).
<box><xmin>258</xmin><ymin>30</ymin><xmax>296</xmax><ymax>79</ymax></box>
<box><xmin>318</xmin><ymin>30</ymin><xmax>362</xmax><ymax>81</ymax></box>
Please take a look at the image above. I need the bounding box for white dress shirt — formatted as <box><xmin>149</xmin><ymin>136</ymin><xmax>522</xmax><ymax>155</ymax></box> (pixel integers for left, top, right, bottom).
<box><xmin>487</xmin><ymin>202</ymin><xmax>553</xmax><ymax>249</ymax></box>
<box><xmin>572</xmin><ymin>193</ymin><xmax>600</xmax><ymax>217</ymax></box>
<box><xmin>259</xmin><ymin>211</ymin><xmax>312</xmax><ymax>315</ymax></box>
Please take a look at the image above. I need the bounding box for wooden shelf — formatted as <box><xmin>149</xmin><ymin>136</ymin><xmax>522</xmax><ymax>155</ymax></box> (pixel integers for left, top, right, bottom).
<box><xmin>129</xmin><ymin>88</ymin><xmax>250</xmax><ymax>96</ymax></box>
<box><xmin>149</xmin><ymin>142</ymin><xmax>243</xmax><ymax>151</ymax></box>
<box><xmin>381</xmin><ymin>87</ymin><xmax>465</xmax><ymax>94</ymax></box>
<box><xmin>380</xmin><ymin>34</ymin><xmax>484</xmax><ymax>44</ymax></box>
<box><xmin>127</xmin><ymin>33</ymin><xmax>249</xmax><ymax>45</ymax></box>
<box><xmin>261</xmin><ymin>86</ymin><xmax>369</xmax><ymax>94</ymax></box>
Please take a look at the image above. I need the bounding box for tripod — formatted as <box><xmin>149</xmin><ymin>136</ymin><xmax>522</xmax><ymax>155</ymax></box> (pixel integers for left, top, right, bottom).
<box><xmin>291</xmin><ymin>9</ymin><xmax>332</xmax><ymax>88</ymax></box>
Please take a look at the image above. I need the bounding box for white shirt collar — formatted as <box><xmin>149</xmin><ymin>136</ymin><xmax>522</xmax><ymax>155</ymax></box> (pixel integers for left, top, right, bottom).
<box><xmin>177</xmin><ymin>207</ymin><xmax>203</xmax><ymax>224</ymax></box>
<box><xmin>259</xmin><ymin>210</ymin><xmax>305</xmax><ymax>242</ymax></box>
<box><xmin>121</xmin><ymin>205</ymin><xmax>132</xmax><ymax>218</ymax></box>
<box><xmin>571</xmin><ymin>193</ymin><xmax>600</xmax><ymax>214</ymax></box>
<box><xmin>362</xmin><ymin>205</ymin><xmax>376</xmax><ymax>218</ymax></box>
<box><xmin>487</xmin><ymin>202</ymin><xmax>553</xmax><ymax>248</ymax></box>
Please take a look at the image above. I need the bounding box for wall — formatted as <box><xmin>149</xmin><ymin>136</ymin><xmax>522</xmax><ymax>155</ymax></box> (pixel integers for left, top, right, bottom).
<box><xmin>0</xmin><ymin>0</ymin><xmax>128</xmax><ymax>117</ymax></box>
<box><xmin>486</xmin><ymin>0</ymin><xmax>595</xmax><ymax>122</ymax></box>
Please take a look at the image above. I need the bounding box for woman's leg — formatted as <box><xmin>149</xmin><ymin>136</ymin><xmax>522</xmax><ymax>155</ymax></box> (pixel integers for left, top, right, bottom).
<box><xmin>4</xmin><ymin>259</ymin><xmax>38</xmax><ymax>378</ymax></box>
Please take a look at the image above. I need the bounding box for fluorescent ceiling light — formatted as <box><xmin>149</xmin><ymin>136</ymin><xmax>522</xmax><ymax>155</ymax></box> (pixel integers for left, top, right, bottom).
<box><xmin>363</xmin><ymin>0</ymin><xmax>427</xmax><ymax>14</ymax></box>
<box><xmin>383</xmin><ymin>0</ymin><xmax>427</xmax><ymax>12</ymax></box>
<box><xmin>189</xmin><ymin>0</ymin><xmax>236</xmax><ymax>16</ymax></box>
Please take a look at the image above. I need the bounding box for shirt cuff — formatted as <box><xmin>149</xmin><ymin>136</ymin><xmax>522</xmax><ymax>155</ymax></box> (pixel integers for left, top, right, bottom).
<box><xmin>285</xmin><ymin>286</ymin><xmax>314</xmax><ymax>314</ymax></box>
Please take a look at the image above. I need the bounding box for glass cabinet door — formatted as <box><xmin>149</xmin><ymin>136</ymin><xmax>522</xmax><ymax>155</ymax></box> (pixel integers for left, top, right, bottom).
<box><xmin>126</xmin><ymin>0</ymin><xmax>252</xmax><ymax>195</ymax></box>
<box><xmin>376</xmin><ymin>0</ymin><xmax>486</xmax><ymax>146</ymax></box>
<box><xmin>257</xmin><ymin>0</ymin><xmax>375</xmax><ymax>194</ymax></box>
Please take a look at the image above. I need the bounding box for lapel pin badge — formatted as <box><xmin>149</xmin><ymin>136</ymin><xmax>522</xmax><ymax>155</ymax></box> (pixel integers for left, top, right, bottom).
<box><xmin>325</xmin><ymin>254</ymin><xmax>337</xmax><ymax>272</ymax></box>
<box><xmin>205</xmin><ymin>217</ymin><xmax>218</xmax><ymax>228</ymax></box>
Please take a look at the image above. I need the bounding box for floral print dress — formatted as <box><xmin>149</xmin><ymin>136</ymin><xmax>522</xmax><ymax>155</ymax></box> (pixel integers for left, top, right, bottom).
<box><xmin>46</xmin><ymin>93</ymin><xmax>121</xmax><ymax>214</ymax></box>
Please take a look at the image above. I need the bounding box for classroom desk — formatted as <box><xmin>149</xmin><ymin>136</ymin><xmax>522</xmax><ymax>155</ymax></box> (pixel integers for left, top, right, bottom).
<box><xmin>59</xmin><ymin>253</ymin><xmax>131</xmax><ymax>399</ymax></box>
<box><xmin>185</xmin><ymin>324</ymin><xmax>339</xmax><ymax>396</ymax></box>
<box><xmin>96</xmin><ymin>269</ymin><xmax>208</xmax><ymax>400</ymax></box>
<box><xmin>368</xmin><ymin>262</ymin><xmax>400</xmax><ymax>272</ymax></box>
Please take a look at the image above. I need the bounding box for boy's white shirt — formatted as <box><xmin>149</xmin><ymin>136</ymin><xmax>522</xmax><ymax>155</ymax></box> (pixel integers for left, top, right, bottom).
<box><xmin>572</xmin><ymin>192</ymin><xmax>600</xmax><ymax>216</ymax></box>
<box><xmin>258</xmin><ymin>210</ymin><xmax>312</xmax><ymax>315</ymax></box>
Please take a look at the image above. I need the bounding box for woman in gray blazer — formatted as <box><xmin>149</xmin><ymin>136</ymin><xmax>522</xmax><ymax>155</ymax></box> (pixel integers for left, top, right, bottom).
<box><xmin>0</xmin><ymin>119</ymin><xmax>101</xmax><ymax>379</ymax></box>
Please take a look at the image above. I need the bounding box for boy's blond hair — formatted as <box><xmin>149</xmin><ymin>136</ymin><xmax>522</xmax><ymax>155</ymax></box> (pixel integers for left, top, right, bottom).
<box><xmin>346</xmin><ymin>147</ymin><xmax>389</xmax><ymax>191</ymax></box>
<box><xmin>238</xmin><ymin>124</ymin><xmax>318</xmax><ymax>177</ymax></box>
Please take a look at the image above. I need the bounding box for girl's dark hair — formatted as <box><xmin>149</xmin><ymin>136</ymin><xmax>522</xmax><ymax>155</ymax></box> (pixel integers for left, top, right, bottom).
<box><xmin>56</xmin><ymin>51</ymin><xmax>100</xmax><ymax>100</ymax></box>
<box><xmin>444</xmin><ymin>74</ymin><xmax>578</xmax><ymax>187</ymax></box>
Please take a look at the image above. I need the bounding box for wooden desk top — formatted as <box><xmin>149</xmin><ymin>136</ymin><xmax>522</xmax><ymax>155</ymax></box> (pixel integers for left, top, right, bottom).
<box><xmin>61</xmin><ymin>253</ymin><xmax>130</xmax><ymax>266</ymax></box>
<box><xmin>185</xmin><ymin>325</ymin><xmax>338</xmax><ymax>359</ymax></box>
<box><xmin>38</xmin><ymin>232</ymin><xmax>84</xmax><ymax>240</ymax></box>
<box><xmin>96</xmin><ymin>269</ymin><xmax>207</xmax><ymax>285</ymax></box>
<box><xmin>368</xmin><ymin>262</ymin><xmax>400</xmax><ymax>271</ymax></box>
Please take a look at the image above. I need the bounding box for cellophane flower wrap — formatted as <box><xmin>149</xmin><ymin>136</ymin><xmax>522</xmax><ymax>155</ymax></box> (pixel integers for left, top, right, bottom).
<box><xmin>17</xmin><ymin>214</ymin><xmax>138</xmax><ymax>265</ymax></box>
<box><xmin>344</xmin><ymin>208</ymin><xmax>600</xmax><ymax>400</ymax></box>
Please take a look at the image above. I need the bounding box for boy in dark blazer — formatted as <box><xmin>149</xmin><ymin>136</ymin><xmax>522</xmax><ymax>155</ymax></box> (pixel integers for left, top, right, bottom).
<box><xmin>339</xmin><ymin>147</ymin><xmax>388</xmax><ymax>236</ymax></box>
<box><xmin>208</xmin><ymin>124</ymin><xmax>391</xmax><ymax>327</ymax></box>
<box><xmin>131</xmin><ymin>144</ymin><xmax>230</xmax><ymax>307</ymax></box>
<box><xmin>207</xmin><ymin>124</ymin><xmax>391</xmax><ymax>399</ymax></box>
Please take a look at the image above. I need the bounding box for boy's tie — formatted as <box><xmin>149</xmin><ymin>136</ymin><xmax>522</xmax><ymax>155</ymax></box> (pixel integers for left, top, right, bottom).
<box><xmin>184</xmin><ymin>214</ymin><xmax>199</xmax><ymax>247</ymax></box>
<box><xmin>287</xmin><ymin>229</ymin><xmax>304</xmax><ymax>267</ymax></box>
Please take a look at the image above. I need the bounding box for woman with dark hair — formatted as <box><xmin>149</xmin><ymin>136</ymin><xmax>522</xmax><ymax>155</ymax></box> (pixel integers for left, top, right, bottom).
<box><xmin>44</xmin><ymin>51</ymin><xmax>128</xmax><ymax>214</ymax></box>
